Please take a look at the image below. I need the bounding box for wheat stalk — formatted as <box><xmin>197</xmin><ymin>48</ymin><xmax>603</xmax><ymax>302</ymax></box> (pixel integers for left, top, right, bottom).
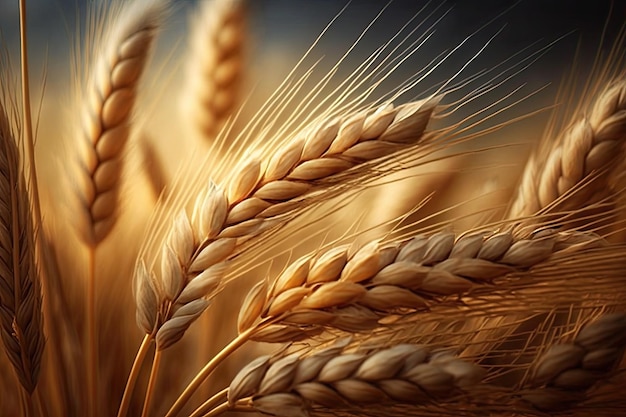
<box><xmin>184</xmin><ymin>0</ymin><xmax>246</xmax><ymax>141</ymax></box>
<box><xmin>4</xmin><ymin>1</ymin><xmax>626</xmax><ymax>416</ymax></box>
<box><xmin>522</xmin><ymin>312</ymin><xmax>626</xmax><ymax>411</ymax></box>
<box><xmin>508</xmin><ymin>77</ymin><xmax>626</xmax><ymax>221</ymax></box>
<box><xmin>73</xmin><ymin>1</ymin><xmax>168</xmax><ymax>415</ymax></box>
<box><xmin>0</xmin><ymin>101</ymin><xmax>44</xmax><ymax>408</ymax></box>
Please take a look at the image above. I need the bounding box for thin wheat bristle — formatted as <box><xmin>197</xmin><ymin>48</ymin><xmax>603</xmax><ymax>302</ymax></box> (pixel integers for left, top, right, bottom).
<box><xmin>0</xmin><ymin>101</ymin><xmax>44</xmax><ymax>394</ymax></box>
<box><xmin>184</xmin><ymin>0</ymin><xmax>246</xmax><ymax>141</ymax></box>
<box><xmin>74</xmin><ymin>0</ymin><xmax>168</xmax><ymax>245</ymax></box>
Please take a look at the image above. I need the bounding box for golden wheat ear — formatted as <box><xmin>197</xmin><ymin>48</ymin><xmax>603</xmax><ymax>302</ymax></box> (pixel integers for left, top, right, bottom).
<box><xmin>216</xmin><ymin>342</ymin><xmax>484</xmax><ymax>417</ymax></box>
<box><xmin>70</xmin><ymin>1</ymin><xmax>170</xmax><ymax>415</ymax></box>
<box><xmin>235</xmin><ymin>228</ymin><xmax>623</xmax><ymax>340</ymax></box>
<box><xmin>73</xmin><ymin>0</ymin><xmax>168</xmax><ymax>246</ymax></box>
<box><xmin>183</xmin><ymin>0</ymin><xmax>246</xmax><ymax>142</ymax></box>
<box><xmin>508</xmin><ymin>76</ymin><xmax>626</xmax><ymax>225</ymax></box>
<box><xmin>0</xmin><ymin>100</ymin><xmax>44</xmax><ymax>400</ymax></box>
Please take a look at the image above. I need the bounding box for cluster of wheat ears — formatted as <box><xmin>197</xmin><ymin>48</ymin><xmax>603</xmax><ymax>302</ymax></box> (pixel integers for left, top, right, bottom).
<box><xmin>1</xmin><ymin>0</ymin><xmax>626</xmax><ymax>416</ymax></box>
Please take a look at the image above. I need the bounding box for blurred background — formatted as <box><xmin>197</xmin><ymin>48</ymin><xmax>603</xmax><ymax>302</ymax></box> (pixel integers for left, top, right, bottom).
<box><xmin>0</xmin><ymin>0</ymin><xmax>624</xmax><ymax>187</ymax></box>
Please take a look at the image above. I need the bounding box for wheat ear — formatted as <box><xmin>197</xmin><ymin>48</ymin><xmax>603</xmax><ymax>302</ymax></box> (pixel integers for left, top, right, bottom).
<box><xmin>0</xmin><ymin>102</ymin><xmax>44</xmax><ymax>401</ymax></box>
<box><xmin>136</xmin><ymin>96</ymin><xmax>441</xmax><ymax>351</ymax></box>
<box><xmin>75</xmin><ymin>0</ymin><xmax>166</xmax><ymax>245</ymax></box>
<box><xmin>523</xmin><ymin>313</ymin><xmax>626</xmax><ymax>411</ymax></box>
<box><xmin>236</xmin><ymin>229</ymin><xmax>603</xmax><ymax>340</ymax></box>
<box><xmin>184</xmin><ymin>0</ymin><xmax>245</xmax><ymax>141</ymax></box>
<box><xmin>508</xmin><ymin>77</ymin><xmax>626</xmax><ymax>220</ymax></box>
<box><xmin>75</xmin><ymin>1</ymin><xmax>168</xmax><ymax>415</ymax></box>
<box><xmin>200</xmin><ymin>343</ymin><xmax>485</xmax><ymax>417</ymax></box>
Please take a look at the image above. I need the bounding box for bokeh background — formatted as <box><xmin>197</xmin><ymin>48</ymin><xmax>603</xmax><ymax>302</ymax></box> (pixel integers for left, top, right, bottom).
<box><xmin>0</xmin><ymin>0</ymin><xmax>624</xmax><ymax>193</ymax></box>
<box><xmin>0</xmin><ymin>1</ymin><xmax>624</xmax><ymax>178</ymax></box>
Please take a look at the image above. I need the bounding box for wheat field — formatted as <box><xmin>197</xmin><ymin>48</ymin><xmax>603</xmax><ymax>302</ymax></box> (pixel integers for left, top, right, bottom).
<box><xmin>1</xmin><ymin>0</ymin><xmax>626</xmax><ymax>416</ymax></box>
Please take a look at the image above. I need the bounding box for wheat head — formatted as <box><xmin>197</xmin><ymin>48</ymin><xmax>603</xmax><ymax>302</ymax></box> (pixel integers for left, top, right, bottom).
<box><xmin>222</xmin><ymin>342</ymin><xmax>484</xmax><ymax>417</ymax></box>
<box><xmin>522</xmin><ymin>313</ymin><xmax>626</xmax><ymax>411</ymax></box>
<box><xmin>0</xmin><ymin>101</ymin><xmax>44</xmax><ymax>395</ymax></box>
<box><xmin>235</xmin><ymin>229</ymin><xmax>609</xmax><ymax>341</ymax></box>
<box><xmin>509</xmin><ymin>77</ymin><xmax>626</xmax><ymax>221</ymax></box>
<box><xmin>184</xmin><ymin>0</ymin><xmax>246</xmax><ymax>141</ymax></box>
<box><xmin>74</xmin><ymin>0</ymin><xmax>168</xmax><ymax>245</ymax></box>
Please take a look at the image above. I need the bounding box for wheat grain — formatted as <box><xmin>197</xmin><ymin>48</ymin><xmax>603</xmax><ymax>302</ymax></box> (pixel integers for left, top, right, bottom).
<box><xmin>220</xmin><ymin>343</ymin><xmax>484</xmax><ymax>417</ymax></box>
<box><xmin>523</xmin><ymin>313</ymin><xmax>626</xmax><ymax>411</ymax></box>
<box><xmin>74</xmin><ymin>0</ymin><xmax>167</xmax><ymax>245</ymax></box>
<box><xmin>136</xmin><ymin>96</ymin><xmax>441</xmax><ymax>350</ymax></box>
<box><xmin>509</xmin><ymin>77</ymin><xmax>626</xmax><ymax>221</ymax></box>
<box><xmin>0</xmin><ymin>102</ymin><xmax>44</xmax><ymax>395</ymax></box>
<box><xmin>184</xmin><ymin>0</ymin><xmax>246</xmax><ymax>141</ymax></box>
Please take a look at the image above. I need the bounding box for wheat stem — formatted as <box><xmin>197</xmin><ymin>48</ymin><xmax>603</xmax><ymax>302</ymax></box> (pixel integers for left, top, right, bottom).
<box><xmin>200</xmin><ymin>401</ymin><xmax>234</xmax><ymax>417</ymax></box>
<box><xmin>165</xmin><ymin>322</ymin><xmax>265</xmax><ymax>417</ymax></box>
<box><xmin>86</xmin><ymin>246</ymin><xmax>98</xmax><ymax>417</ymax></box>
<box><xmin>188</xmin><ymin>388</ymin><xmax>228</xmax><ymax>417</ymax></box>
<box><xmin>141</xmin><ymin>349</ymin><xmax>162</xmax><ymax>417</ymax></box>
<box><xmin>19</xmin><ymin>386</ymin><xmax>33</xmax><ymax>417</ymax></box>
<box><xmin>117</xmin><ymin>335</ymin><xmax>152</xmax><ymax>417</ymax></box>
<box><xmin>34</xmin><ymin>389</ymin><xmax>46</xmax><ymax>417</ymax></box>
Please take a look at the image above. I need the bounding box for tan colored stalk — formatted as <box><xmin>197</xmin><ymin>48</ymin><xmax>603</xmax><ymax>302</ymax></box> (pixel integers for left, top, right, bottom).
<box><xmin>523</xmin><ymin>313</ymin><xmax>626</xmax><ymax>411</ymax></box>
<box><xmin>140</xmin><ymin>350</ymin><xmax>162</xmax><ymax>417</ymax></box>
<box><xmin>237</xmin><ymin>229</ymin><xmax>596</xmax><ymax>339</ymax></box>
<box><xmin>164</xmin><ymin>322</ymin><xmax>264</xmax><ymax>417</ymax></box>
<box><xmin>508</xmin><ymin>77</ymin><xmax>626</xmax><ymax>220</ymax></box>
<box><xmin>75</xmin><ymin>1</ymin><xmax>168</xmax><ymax>414</ymax></box>
<box><xmin>216</xmin><ymin>343</ymin><xmax>485</xmax><ymax>417</ymax></box>
<box><xmin>116</xmin><ymin>335</ymin><xmax>151</xmax><ymax>417</ymax></box>
<box><xmin>135</xmin><ymin>96</ymin><xmax>441</xmax><ymax>353</ymax></box>
<box><xmin>0</xmin><ymin>102</ymin><xmax>44</xmax><ymax>404</ymax></box>
<box><xmin>184</xmin><ymin>0</ymin><xmax>246</xmax><ymax>140</ymax></box>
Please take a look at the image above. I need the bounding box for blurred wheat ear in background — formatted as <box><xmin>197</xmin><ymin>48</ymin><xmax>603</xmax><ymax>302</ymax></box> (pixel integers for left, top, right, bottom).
<box><xmin>1</xmin><ymin>0</ymin><xmax>626</xmax><ymax>416</ymax></box>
